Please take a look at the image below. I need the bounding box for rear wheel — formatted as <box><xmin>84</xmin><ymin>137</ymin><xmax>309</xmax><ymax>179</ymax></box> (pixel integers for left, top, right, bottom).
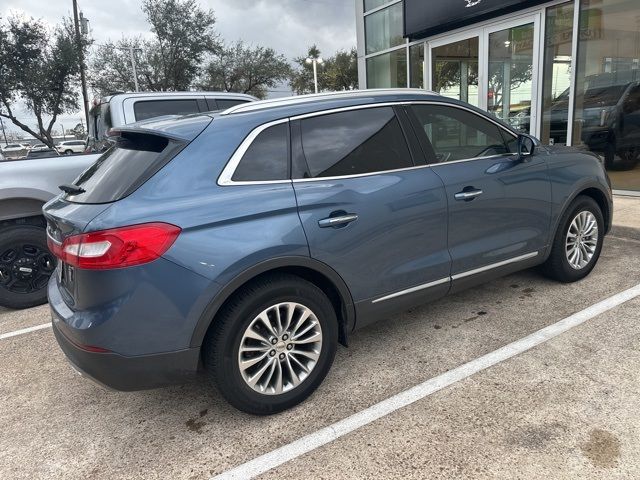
<box><xmin>542</xmin><ymin>196</ymin><xmax>603</xmax><ymax>283</ymax></box>
<box><xmin>0</xmin><ymin>225</ymin><xmax>56</xmax><ymax>309</ymax></box>
<box><xmin>204</xmin><ymin>273</ymin><xmax>338</xmax><ymax>415</ymax></box>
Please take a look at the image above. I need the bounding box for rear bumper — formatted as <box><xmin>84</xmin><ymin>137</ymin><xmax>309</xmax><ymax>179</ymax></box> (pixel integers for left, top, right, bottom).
<box><xmin>51</xmin><ymin>314</ymin><xmax>201</xmax><ymax>391</ymax></box>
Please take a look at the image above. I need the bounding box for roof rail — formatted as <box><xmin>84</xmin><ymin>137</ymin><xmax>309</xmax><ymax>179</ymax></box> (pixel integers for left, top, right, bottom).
<box><xmin>221</xmin><ymin>88</ymin><xmax>438</xmax><ymax>115</ymax></box>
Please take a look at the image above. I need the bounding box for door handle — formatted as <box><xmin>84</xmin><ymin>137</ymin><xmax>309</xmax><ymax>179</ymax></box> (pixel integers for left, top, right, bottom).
<box><xmin>454</xmin><ymin>189</ymin><xmax>483</xmax><ymax>201</ymax></box>
<box><xmin>318</xmin><ymin>213</ymin><xmax>358</xmax><ymax>228</ymax></box>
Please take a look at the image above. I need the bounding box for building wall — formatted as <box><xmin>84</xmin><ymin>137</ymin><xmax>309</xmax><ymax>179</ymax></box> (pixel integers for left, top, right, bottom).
<box><xmin>355</xmin><ymin>0</ymin><xmax>640</xmax><ymax>192</ymax></box>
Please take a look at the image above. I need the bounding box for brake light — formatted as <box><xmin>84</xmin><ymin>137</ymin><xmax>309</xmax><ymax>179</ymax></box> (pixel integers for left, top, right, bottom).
<box><xmin>47</xmin><ymin>222</ymin><xmax>181</xmax><ymax>270</ymax></box>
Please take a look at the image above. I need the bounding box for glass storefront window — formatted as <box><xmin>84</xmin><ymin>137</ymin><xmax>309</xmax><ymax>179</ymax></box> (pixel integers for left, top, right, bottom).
<box><xmin>541</xmin><ymin>2</ymin><xmax>574</xmax><ymax>146</ymax></box>
<box><xmin>431</xmin><ymin>37</ymin><xmax>479</xmax><ymax>107</ymax></box>
<box><xmin>409</xmin><ymin>43</ymin><xmax>424</xmax><ymax>88</ymax></box>
<box><xmin>365</xmin><ymin>2</ymin><xmax>404</xmax><ymax>54</ymax></box>
<box><xmin>364</xmin><ymin>0</ymin><xmax>396</xmax><ymax>12</ymax></box>
<box><xmin>367</xmin><ymin>48</ymin><xmax>407</xmax><ymax>88</ymax></box>
<box><xmin>574</xmin><ymin>0</ymin><xmax>640</xmax><ymax>190</ymax></box>
<box><xmin>487</xmin><ymin>23</ymin><xmax>535</xmax><ymax>134</ymax></box>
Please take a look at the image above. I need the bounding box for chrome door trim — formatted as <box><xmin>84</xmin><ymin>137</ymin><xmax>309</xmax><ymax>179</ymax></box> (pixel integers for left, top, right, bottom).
<box><xmin>451</xmin><ymin>251</ymin><xmax>539</xmax><ymax>280</ymax></box>
<box><xmin>371</xmin><ymin>251</ymin><xmax>539</xmax><ymax>304</ymax></box>
<box><xmin>217</xmin><ymin>118</ymin><xmax>291</xmax><ymax>186</ymax></box>
<box><xmin>371</xmin><ymin>277</ymin><xmax>450</xmax><ymax>304</ymax></box>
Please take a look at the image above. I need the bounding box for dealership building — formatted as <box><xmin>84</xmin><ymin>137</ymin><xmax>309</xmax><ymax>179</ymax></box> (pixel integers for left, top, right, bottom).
<box><xmin>355</xmin><ymin>0</ymin><xmax>640</xmax><ymax>192</ymax></box>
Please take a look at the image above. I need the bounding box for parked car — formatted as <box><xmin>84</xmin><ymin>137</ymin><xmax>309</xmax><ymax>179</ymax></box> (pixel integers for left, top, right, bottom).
<box><xmin>523</xmin><ymin>72</ymin><xmax>640</xmax><ymax>170</ymax></box>
<box><xmin>44</xmin><ymin>90</ymin><xmax>612</xmax><ymax>414</ymax></box>
<box><xmin>87</xmin><ymin>91</ymin><xmax>257</xmax><ymax>152</ymax></box>
<box><xmin>0</xmin><ymin>152</ymin><xmax>100</xmax><ymax>308</ymax></box>
<box><xmin>1</xmin><ymin>143</ymin><xmax>27</xmax><ymax>159</ymax></box>
<box><xmin>26</xmin><ymin>148</ymin><xmax>60</xmax><ymax>159</ymax></box>
<box><xmin>0</xmin><ymin>92</ymin><xmax>259</xmax><ymax>310</ymax></box>
<box><xmin>56</xmin><ymin>140</ymin><xmax>86</xmax><ymax>155</ymax></box>
<box><xmin>30</xmin><ymin>144</ymin><xmax>51</xmax><ymax>152</ymax></box>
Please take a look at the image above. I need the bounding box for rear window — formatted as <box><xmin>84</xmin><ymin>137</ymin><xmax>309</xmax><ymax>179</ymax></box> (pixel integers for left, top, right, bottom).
<box><xmin>133</xmin><ymin>99</ymin><xmax>200</xmax><ymax>121</ymax></box>
<box><xmin>64</xmin><ymin>132</ymin><xmax>183</xmax><ymax>204</ymax></box>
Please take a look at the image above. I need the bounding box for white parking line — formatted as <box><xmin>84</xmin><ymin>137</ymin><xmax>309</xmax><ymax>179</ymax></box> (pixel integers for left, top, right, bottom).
<box><xmin>0</xmin><ymin>323</ymin><xmax>51</xmax><ymax>340</ymax></box>
<box><xmin>212</xmin><ymin>282</ymin><xmax>640</xmax><ymax>480</ymax></box>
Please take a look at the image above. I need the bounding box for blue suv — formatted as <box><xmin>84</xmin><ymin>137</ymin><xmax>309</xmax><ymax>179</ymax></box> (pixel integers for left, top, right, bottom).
<box><xmin>44</xmin><ymin>90</ymin><xmax>612</xmax><ymax>414</ymax></box>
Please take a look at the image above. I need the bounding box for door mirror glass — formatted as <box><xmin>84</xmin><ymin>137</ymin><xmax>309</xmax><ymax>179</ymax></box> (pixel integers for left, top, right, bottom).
<box><xmin>517</xmin><ymin>134</ymin><xmax>536</xmax><ymax>159</ymax></box>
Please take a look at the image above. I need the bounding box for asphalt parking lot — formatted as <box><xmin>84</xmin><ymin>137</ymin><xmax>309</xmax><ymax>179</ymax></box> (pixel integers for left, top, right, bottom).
<box><xmin>1</xmin><ymin>218</ymin><xmax>640</xmax><ymax>479</ymax></box>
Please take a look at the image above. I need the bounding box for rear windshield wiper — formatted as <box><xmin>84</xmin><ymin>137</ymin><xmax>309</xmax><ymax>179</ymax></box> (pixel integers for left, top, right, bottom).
<box><xmin>59</xmin><ymin>184</ymin><xmax>86</xmax><ymax>195</ymax></box>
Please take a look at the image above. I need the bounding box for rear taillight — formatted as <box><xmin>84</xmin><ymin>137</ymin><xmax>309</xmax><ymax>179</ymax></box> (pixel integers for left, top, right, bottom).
<box><xmin>47</xmin><ymin>222</ymin><xmax>181</xmax><ymax>270</ymax></box>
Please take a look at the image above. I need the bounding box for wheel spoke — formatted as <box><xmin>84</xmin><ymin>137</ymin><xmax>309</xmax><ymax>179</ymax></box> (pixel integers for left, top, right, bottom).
<box><xmin>238</xmin><ymin>301</ymin><xmax>323</xmax><ymax>396</ymax></box>
<box><xmin>290</xmin><ymin>331</ymin><xmax>322</xmax><ymax>345</ymax></box>
<box><xmin>239</xmin><ymin>351</ymin><xmax>269</xmax><ymax>370</ymax></box>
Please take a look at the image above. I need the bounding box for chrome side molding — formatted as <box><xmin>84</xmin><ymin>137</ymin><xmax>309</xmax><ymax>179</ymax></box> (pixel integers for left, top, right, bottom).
<box><xmin>371</xmin><ymin>251</ymin><xmax>539</xmax><ymax>304</ymax></box>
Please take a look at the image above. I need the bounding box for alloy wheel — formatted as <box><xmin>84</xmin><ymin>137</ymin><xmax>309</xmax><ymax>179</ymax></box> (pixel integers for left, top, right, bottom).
<box><xmin>565</xmin><ymin>210</ymin><xmax>599</xmax><ymax>270</ymax></box>
<box><xmin>238</xmin><ymin>302</ymin><xmax>323</xmax><ymax>395</ymax></box>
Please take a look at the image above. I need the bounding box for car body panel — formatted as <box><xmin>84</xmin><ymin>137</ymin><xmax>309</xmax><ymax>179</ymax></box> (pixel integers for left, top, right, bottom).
<box><xmin>430</xmin><ymin>154</ymin><xmax>552</xmax><ymax>277</ymax></box>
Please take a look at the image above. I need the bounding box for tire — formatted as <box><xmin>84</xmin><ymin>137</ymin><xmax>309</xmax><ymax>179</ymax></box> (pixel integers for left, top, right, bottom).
<box><xmin>542</xmin><ymin>195</ymin><xmax>604</xmax><ymax>283</ymax></box>
<box><xmin>603</xmin><ymin>139</ymin><xmax>616</xmax><ymax>170</ymax></box>
<box><xmin>204</xmin><ymin>273</ymin><xmax>338</xmax><ymax>415</ymax></box>
<box><xmin>616</xmin><ymin>148</ymin><xmax>640</xmax><ymax>170</ymax></box>
<box><xmin>0</xmin><ymin>225</ymin><xmax>56</xmax><ymax>309</ymax></box>
<box><xmin>64</xmin><ymin>150</ymin><xmax>73</xmax><ymax>155</ymax></box>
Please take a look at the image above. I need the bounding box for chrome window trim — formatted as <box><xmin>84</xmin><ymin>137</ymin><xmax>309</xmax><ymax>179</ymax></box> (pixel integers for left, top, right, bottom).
<box><xmin>219</xmin><ymin>100</ymin><xmax>521</xmax><ymax>185</ymax></box>
<box><xmin>371</xmin><ymin>251</ymin><xmax>539</xmax><ymax>304</ymax></box>
<box><xmin>217</xmin><ymin>118</ymin><xmax>291</xmax><ymax>186</ymax></box>
<box><xmin>407</xmin><ymin>100</ymin><xmax>518</xmax><ymax>142</ymax></box>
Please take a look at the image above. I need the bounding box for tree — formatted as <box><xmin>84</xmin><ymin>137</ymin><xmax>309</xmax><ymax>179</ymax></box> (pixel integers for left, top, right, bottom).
<box><xmin>70</xmin><ymin>122</ymin><xmax>86</xmax><ymax>139</ymax></box>
<box><xmin>199</xmin><ymin>41</ymin><xmax>291</xmax><ymax>99</ymax></box>
<box><xmin>0</xmin><ymin>16</ymin><xmax>86</xmax><ymax>148</ymax></box>
<box><xmin>90</xmin><ymin>0</ymin><xmax>218</xmax><ymax>95</ymax></box>
<box><xmin>289</xmin><ymin>45</ymin><xmax>323</xmax><ymax>95</ymax></box>
<box><xmin>143</xmin><ymin>0</ymin><xmax>218</xmax><ymax>90</ymax></box>
<box><xmin>323</xmin><ymin>48</ymin><xmax>358</xmax><ymax>91</ymax></box>
<box><xmin>289</xmin><ymin>46</ymin><xmax>359</xmax><ymax>95</ymax></box>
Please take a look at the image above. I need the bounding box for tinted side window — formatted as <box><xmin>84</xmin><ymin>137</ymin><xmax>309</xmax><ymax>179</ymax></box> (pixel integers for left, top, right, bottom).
<box><xmin>297</xmin><ymin>107</ymin><xmax>412</xmax><ymax>178</ymax></box>
<box><xmin>217</xmin><ymin>99</ymin><xmax>249</xmax><ymax>109</ymax></box>
<box><xmin>133</xmin><ymin>99</ymin><xmax>200</xmax><ymax>121</ymax></box>
<box><xmin>411</xmin><ymin>104</ymin><xmax>515</xmax><ymax>162</ymax></box>
<box><xmin>232</xmin><ymin>123</ymin><xmax>288</xmax><ymax>181</ymax></box>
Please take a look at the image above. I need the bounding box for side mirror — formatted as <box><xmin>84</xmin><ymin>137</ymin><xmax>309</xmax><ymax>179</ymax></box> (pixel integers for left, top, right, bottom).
<box><xmin>517</xmin><ymin>134</ymin><xmax>536</xmax><ymax>160</ymax></box>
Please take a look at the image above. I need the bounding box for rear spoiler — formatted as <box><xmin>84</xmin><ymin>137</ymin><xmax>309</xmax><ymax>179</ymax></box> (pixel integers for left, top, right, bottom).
<box><xmin>107</xmin><ymin>113</ymin><xmax>214</xmax><ymax>143</ymax></box>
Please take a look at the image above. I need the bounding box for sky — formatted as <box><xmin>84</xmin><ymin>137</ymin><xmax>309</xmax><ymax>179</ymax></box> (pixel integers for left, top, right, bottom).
<box><xmin>1</xmin><ymin>0</ymin><xmax>357</xmax><ymax>138</ymax></box>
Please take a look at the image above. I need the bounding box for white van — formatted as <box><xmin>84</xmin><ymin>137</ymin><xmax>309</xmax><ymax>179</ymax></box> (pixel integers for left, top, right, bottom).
<box><xmin>87</xmin><ymin>91</ymin><xmax>257</xmax><ymax>151</ymax></box>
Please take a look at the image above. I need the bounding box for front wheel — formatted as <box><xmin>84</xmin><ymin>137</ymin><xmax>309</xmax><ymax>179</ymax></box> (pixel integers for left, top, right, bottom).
<box><xmin>64</xmin><ymin>150</ymin><xmax>73</xmax><ymax>155</ymax></box>
<box><xmin>204</xmin><ymin>273</ymin><xmax>338</xmax><ymax>415</ymax></box>
<box><xmin>542</xmin><ymin>196</ymin><xmax>604</xmax><ymax>283</ymax></box>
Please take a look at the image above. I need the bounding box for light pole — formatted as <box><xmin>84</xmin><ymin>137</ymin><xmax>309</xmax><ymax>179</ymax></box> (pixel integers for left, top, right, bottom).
<box><xmin>305</xmin><ymin>57</ymin><xmax>324</xmax><ymax>94</ymax></box>
<box><xmin>0</xmin><ymin>117</ymin><xmax>7</xmax><ymax>146</ymax></box>
<box><xmin>60</xmin><ymin>123</ymin><xmax>66</xmax><ymax>141</ymax></box>
<box><xmin>116</xmin><ymin>46</ymin><xmax>142</xmax><ymax>92</ymax></box>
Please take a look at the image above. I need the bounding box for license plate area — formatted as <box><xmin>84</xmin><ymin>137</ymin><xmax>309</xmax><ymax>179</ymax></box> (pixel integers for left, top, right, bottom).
<box><xmin>59</xmin><ymin>262</ymin><xmax>75</xmax><ymax>291</ymax></box>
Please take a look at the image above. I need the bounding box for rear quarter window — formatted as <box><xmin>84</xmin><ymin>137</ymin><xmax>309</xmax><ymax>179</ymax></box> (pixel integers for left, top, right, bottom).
<box><xmin>231</xmin><ymin>123</ymin><xmax>289</xmax><ymax>182</ymax></box>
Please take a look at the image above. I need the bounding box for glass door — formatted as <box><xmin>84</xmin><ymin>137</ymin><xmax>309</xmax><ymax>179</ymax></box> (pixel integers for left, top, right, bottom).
<box><xmin>429</xmin><ymin>34</ymin><xmax>481</xmax><ymax>107</ymax></box>
<box><xmin>428</xmin><ymin>15</ymin><xmax>541</xmax><ymax>136</ymax></box>
<box><xmin>486</xmin><ymin>21</ymin><xmax>537</xmax><ymax>134</ymax></box>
